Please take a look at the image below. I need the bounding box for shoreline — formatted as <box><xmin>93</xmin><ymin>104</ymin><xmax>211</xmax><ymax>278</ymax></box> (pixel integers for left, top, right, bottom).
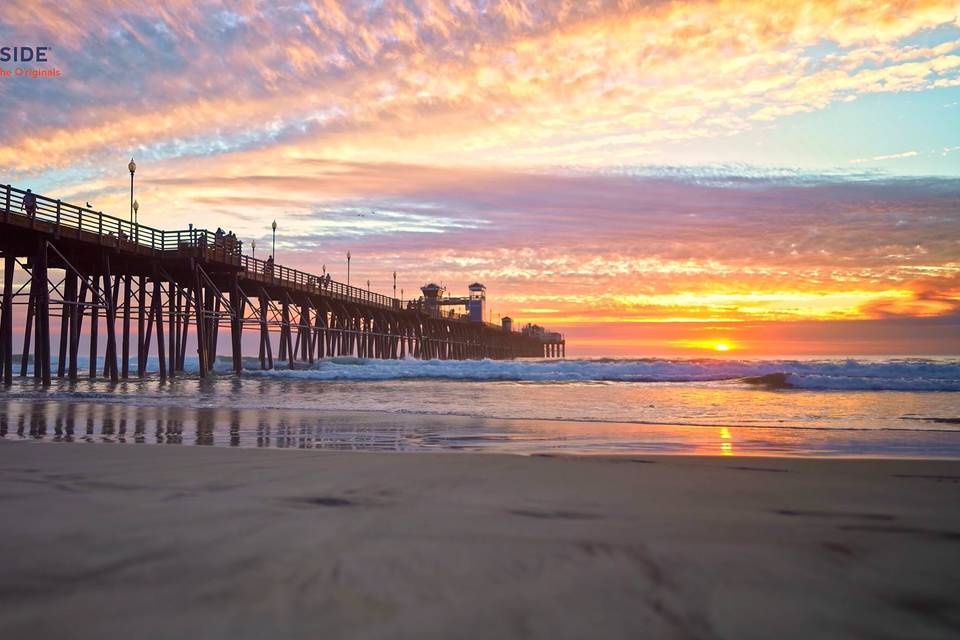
<box><xmin>2</xmin><ymin>440</ymin><xmax>959</xmax><ymax>638</ymax></box>
<box><xmin>3</xmin><ymin>397</ymin><xmax>960</xmax><ymax>458</ymax></box>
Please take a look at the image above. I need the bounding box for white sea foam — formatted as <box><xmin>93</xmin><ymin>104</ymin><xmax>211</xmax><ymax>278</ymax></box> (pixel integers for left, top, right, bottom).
<box><xmin>238</xmin><ymin>357</ymin><xmax>960</xmax><ymax>391</ymax></box>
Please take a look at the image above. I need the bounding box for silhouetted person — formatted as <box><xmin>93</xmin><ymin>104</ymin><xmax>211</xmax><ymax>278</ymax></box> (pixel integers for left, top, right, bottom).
<box><xmin>265</xmin><ymin>255</ymin><xmax>274</xmax><ymax>277</ymax></box>
<box><xmin>22</xmin><ymin>189</ymin><xmax>37</xmax><ymax>218</ymax></box>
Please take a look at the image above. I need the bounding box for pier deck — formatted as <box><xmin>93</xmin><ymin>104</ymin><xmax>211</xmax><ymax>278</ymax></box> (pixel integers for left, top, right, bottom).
<box><xmin>0</xmin><ymin>184</ymin><xmax>564</xmax><ymax>386</ymax></box>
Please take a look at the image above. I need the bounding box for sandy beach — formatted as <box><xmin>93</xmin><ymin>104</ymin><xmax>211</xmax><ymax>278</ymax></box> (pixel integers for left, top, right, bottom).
<box><xmin>1</xmin><ymin>441</ymin><xmax>958</xmax><ymax>639</ymax></box>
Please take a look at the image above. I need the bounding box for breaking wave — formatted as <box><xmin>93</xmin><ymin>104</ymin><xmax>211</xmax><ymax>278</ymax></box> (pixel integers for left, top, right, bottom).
<box><xmin>242</xmin><ymin>357</ymin><xmax>960</xmax><ymax>391</ymax></box>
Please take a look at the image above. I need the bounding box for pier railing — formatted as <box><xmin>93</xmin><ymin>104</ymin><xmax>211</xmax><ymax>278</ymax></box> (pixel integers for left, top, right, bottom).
<box><xmin>2</xmin><ymin>184</ymin><xmax>401</xmax><ymax>311</ymax></box>
<box><xmin>239</xmin><ymin>254</ymin><xmax>399</xmax><ymax>309</ymax></box>
<box><xmin>2</xmin><ymin>184</ymin><xmax>228</xmax><ymax>252</ymax></box>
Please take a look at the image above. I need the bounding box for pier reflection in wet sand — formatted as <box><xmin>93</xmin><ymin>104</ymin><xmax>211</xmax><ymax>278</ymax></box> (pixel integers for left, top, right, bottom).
<box><xmin>5</xmin><ymin>396</ymin><xmax>960</xmax><ymax>457</ymax></box>
<box><xmin>0</xmin><ymin>401</ymin><xmax>434</xmax><ymax>451</ymax></box>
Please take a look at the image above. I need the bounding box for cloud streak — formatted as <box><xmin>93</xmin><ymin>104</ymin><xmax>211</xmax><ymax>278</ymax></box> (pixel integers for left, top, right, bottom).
<box><xmin>2</xmin><ymin>1</ymin><xmax>960</xmax><ymax>171</ymax></box>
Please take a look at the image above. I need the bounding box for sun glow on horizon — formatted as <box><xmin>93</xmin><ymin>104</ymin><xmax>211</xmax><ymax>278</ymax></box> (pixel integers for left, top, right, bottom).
<box><xmin>672</xmin><ymin>339</ymin><xmax>739</xmax><ymax>353</ymax></box>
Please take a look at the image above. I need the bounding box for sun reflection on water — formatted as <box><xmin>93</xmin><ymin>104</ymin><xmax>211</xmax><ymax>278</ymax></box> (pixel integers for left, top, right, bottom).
<box><xmin>720</xmin><ymin>427</ymin><xmax>733</xmax><ymax>456</ymax></box>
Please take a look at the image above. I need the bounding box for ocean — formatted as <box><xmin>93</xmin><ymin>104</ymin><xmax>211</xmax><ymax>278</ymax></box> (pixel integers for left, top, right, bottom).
<box><xmin>2</xmin><ymin>356</ymin><xmax>958</xmax><ymax>457</ymax></box>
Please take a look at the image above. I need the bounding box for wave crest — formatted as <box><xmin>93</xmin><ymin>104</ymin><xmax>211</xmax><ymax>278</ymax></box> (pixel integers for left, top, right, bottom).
<box><xmin>242</xmin><ymin>357</ymin><xmax>960</xmax><ymax>392</ymax></box>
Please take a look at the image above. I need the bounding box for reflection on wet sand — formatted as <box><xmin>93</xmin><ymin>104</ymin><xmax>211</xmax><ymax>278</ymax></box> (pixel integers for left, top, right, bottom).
<box><xmin>4</xmin><ymin>397</ymin><xmax>960</xmax><ymax>457</ymax></box>
<box><xmin>0</xmin><ymin>401</ymin><xmax>430</xmax><ymax>451</ymax></box>
<box><xmin>720</xmin><ymin>427</ymin><xmax>733</xmax><ymax>456</ymax></box>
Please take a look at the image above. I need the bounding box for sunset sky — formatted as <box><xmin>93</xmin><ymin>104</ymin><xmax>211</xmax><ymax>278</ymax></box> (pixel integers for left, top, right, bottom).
<box><xmin>2</xmin><ymin>0</ymin><xmax>959</xmax><ymax>355</ymax></box>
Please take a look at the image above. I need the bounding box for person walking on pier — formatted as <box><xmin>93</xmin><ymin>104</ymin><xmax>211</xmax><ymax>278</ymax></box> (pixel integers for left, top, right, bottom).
<box><xmin>22</xmin><ymin>189</ymin><xmax>37</xmax><ymax>218</ymax></box>
<box><xmin>265</xmin><ymin>255</ymin><xmax>274</xmax><ymax>277</ymax></box>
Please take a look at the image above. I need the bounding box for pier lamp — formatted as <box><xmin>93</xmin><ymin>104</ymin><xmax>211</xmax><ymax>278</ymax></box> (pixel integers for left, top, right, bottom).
<box><xmin>367</xmin><ymin>279</ymin><xmax>370</xmax><ymax>292</ymax></box>
<box><xmin>133</xmin><ymin>200</ymin><xmax>139</xmax><ymax>225</ymax></box>
<box><xmin>251</xmin><ymin>239</ymin><xmax>256</xmax><ymax>259</ymax></box>
<box><xmin>393</xmin><ymin>271</ymin><xmax>397</xmax><ymax>298</ymax></box>
<box><xmin>347</xmin><ymin>251</ymin><xmax>351</xmax><ymax>287</ymax></box>
<box><xmin>128</xmin><ymin>157</ymin><xmax>136</xmax><ymax>223</ymax></box>
<box><xmin>322</xmin><ymin>264</ymin><xmax>326</xmax><ymax>275</ymax></box>
<box><xmin>401</xmin><ymin>288</ymin><xmax>404</xmax><ymax>305</ymax></box>
<box><xmin>271</xmin><ymin>220</ymin><xmax>277</xmax><ymax>259</ymax></box>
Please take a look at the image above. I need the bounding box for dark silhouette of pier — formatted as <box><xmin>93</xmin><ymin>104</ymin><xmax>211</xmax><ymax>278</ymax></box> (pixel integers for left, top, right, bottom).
<box><xmin>0</xmin><ymin>184</ymin><xmax>565</xmax><ymax>386</ymax></box>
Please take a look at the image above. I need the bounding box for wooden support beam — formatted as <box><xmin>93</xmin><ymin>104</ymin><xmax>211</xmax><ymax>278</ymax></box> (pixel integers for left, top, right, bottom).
<box><xmin>292</xmin><ymin>316</ymin><xmax>300</xmax><ymax>360</ymax></box>
<box><xmin>100</xmin><ymin>254</ymin><xmax>119</xmax><ymax>383</ymax></box>
<box><xmin>193</xmin><ymin>264</ymin><xmax>207</xmax><ymax>377</ymax></box>
<box><xmin>310</xmin><ymin>299</ymin><xmax>324</xmax><ymax>361</ymax></box>
<box><xmin>0</xmin><ymin>256</ymin><xmax>6</xmax><ymax>382</ymax></box>
<box><xmin>332</xmin><ymin>312</ymin><xmax>341</xmax><ymax>356</ymax></box>
<box><xmin>286</xmin><ymin>299</ymin><xmax>296</xmax><ymax>366</ymax></box>
<box><xmin>153</xmin><ymin>271</ymin><xmax>166</xmax><ymax>381</ymax></box>
<box><xmin>2</xmin><ymin>255</ymin><xmax>13</xmax><ymax>386</ymax></box>
<box><xmin>35</xmin><ymin>240</ymin><xmax>51</xmax><ymax>386</ymax></box>
<box><xmin>57</xmin><ymin>272</ymin><xmax>75</xmax><ymax>378</ymax></box>
<box><xmin>142</xmin><ymin>280</ymin><xmax>155</xmax><ymax>376</ymax></box>
<box><xmin>33</xmin><ymin>271</ymin><xmax>42</xmax><ymax>380</ymax></box>
<box><xmin>69</xmin><ymin>279</ymin><xmax>87</xmax><ymax>381</ymax></box>
<box><xmin>106</xmin><ymin>274</ymin><xmax>120</xmax><ymax>378</ymax></box>
<box><xmin>300</xmin><ymin>302</ymin><xmax>310</xmax><ymax>363</ymax></box>
<box><xmin>178</xmin><ymin>288</ymin><xmax>190</xmax><ymax>371</ymax></box>
<box><xmin>174</xmin><ymin>286</ymin><xmax>182</xmax><ymax>373</ymax></box>
<box><xmin>280</xmin><ymin>296</ymin><xmax>293</xmax><ymax>367</ymax></box>
<box><xmin>257</xmin><ymin>292</ymin><xmax>267</xmax><ymax>370</ymax></box>
<box><xmin>88</xmin><ymin>269</ymin><xmax>99</xmax><ymax>379</ymax></box>
<box><xmin>20</xmin><ymin>279</ymin><xmax>34</xmax><ymax>377</ymax></box>
<box><xmin>137</xmin><ymin>276</ymin><xmax>146</xmax><ymax>377</ymax></box>
<box><xmin>258</xmin><ymin>291</ymin><xmax>273</xmax><ymax>370</ymax></box>
<box><xmin>168</xmin><ymin>280</ymin><xmax>176</xmax><ymax>378</ymax></box>
<box><xmin>278</xmin><ymin>299</ymin><xmax>289</xmax><ymax>363</ymax></box>
<box><xmin>208</xmin><ymin>292</ymin><xmax>220</xmax><ymax>365</ymax></box>
<box><xmin>230</xmin><ymin>276</ymin><xmax>242</xmax><ymax>376</ymax></box>
<box><xmin>121</xmin><ymin>274</ymin><xmax>131</xmax><ymax>378</ymax></box>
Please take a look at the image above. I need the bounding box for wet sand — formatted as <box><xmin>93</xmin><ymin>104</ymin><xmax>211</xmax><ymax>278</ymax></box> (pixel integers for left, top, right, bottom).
<box><xmin>1</xmin><ymin>441</ymin><xmax>959</xmax><ymax>639</ymax></box>
<box><xmin>5</xmin><ymin>397</ymin><xmax>960</xmax><ymax>457</ymax></box>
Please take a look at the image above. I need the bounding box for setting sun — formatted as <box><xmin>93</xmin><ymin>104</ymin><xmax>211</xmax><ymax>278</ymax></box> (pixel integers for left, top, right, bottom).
<box><xmin>715</xmin><ymin>343</ymin><xmax>731</xmax><ymax>352</ymax></box>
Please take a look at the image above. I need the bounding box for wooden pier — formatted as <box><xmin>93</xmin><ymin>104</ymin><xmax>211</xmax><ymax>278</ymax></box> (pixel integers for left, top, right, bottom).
<box><xmin>0</xmin><ymin>185</ymin><xmax>564</xmax><ymax>386</ymax></box>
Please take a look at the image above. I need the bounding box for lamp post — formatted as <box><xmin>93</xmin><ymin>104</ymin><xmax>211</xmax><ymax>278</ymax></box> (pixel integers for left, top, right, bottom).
<box><xmin>367</xmin><ymin>279</ymin><xmax>370</xmax><ymax>292</ymax></box>
<box><xmin>271</xmin><ymin>220</ymin><xmax>277</xmax><ymax>260</ymax></box>
<box><xmin>251</xmin><ymin>239</ymin><xmax>257</xmax><ymax>259</ymax></box>
<box><xmin>132</xmin><ymin>200</ymin><xmax>139</xmax><ymax>242</ymax></box>
<box><xmin>128</xmin><ymin>158</ymin><xmax>136</xmax><ymax>223</ymax></box>
<box><xmin>401</xmin><ymin>288</ymin><xmax>404</xmax><ymax>306</ymax></box>
<box><xmin>322</xmin><ymin>264</ymin><xmax>326</xmax><ymax>275</ymax></box>
<box><xmin>393</xmin><ymin>271</ymin><xmax>397</xmax><ymax>299</ymax></box>
<box><xmin>346</xmin><ymin>251</ymin><xmax>351</xmax><ymax>287</ymax></box>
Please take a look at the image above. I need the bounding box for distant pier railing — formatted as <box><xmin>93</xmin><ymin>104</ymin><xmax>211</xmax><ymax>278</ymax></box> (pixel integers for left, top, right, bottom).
<box><xmin>238</xmin><ymin>254</ymin><xmax>399</xmax><ymax>310</ymax></box>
